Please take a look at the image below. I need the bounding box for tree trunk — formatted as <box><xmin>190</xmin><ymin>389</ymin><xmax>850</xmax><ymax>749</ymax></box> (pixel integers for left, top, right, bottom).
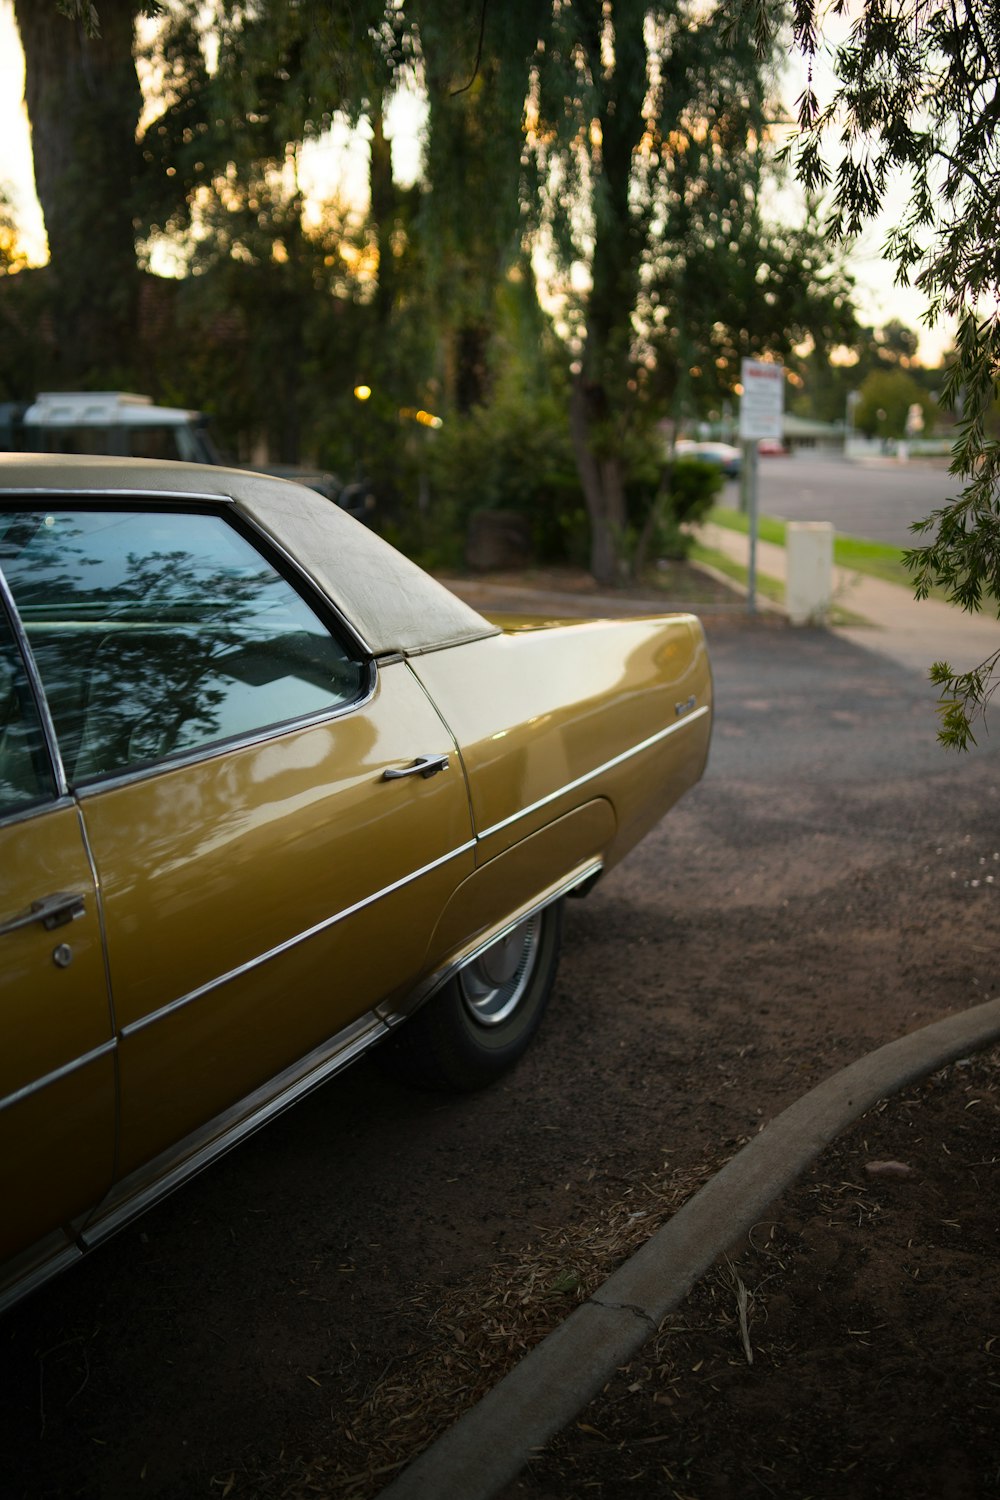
<box><xmin>570</xmin><ymin>375</ymin><xmax>629</xmax><ymax>586</ymax></box>
<box><xmin>370</xmin><ymin>102</ymin><xmax>396</xmax><ymax>340</ymax></box>
<box><xmin>567</xmin><ymin>4</ymin><xmax>648</xmax><ymax>587</ymax></box>
<box><xmin>14</xmin><ymin>0</ymin><xmax>142</xmax><ymax>381</ymax></box>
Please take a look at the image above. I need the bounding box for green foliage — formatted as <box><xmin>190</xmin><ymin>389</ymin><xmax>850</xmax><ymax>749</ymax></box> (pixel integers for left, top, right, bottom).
<box><xmin>0</xmin><ymin>192</ymin><xmax>27</xmax><ymax>281</ymax></box>
<box><xmin>854</xmin><ymin>368</ymin><xmax>936</xmax><ymax>439</ymax></box>
<box><xmin>791</xmin><ymin>318</ymin><xmax>936</xmax><ymax>427</ymax></box>
<box><xmin>56</xmin><ymin>2</ymin><xmax>101</xmax><ymax>31</ymax></box>
<box><xmin>668</xmin><ymin>460</ymin><xmax>725</xmax><ymax>528</ymax></box>
<box><xmin>406</xmin><ymin>0</ymin><xmax>545</xmax><ymax>410</ymax></box>
<box><xmin>518</xmin><ymin>2</ymin><xmax>855</xmax><ymax>580</ymax></box>
<box><xmin>56</xmin><ymin>2</ymin><xmax>163</xmax><ymax>34</ymax></box>
<box><xmin>14</xmin><ymin>3</ymin><xmax>863</xmax><ymax>603</ymax></box>
<box><xmin>418</xmin><ymin>387</ymin><xmax>586</xmax><ymax>565</ymax></box>
<box><xmin>734</xmin><ymin>0</ymin><xmax>1000</xmax><ymax>748</ymax></box>
<box><xmin>638</xmin><ymin>458</ymin><xmax>723</xmax><ymax>564</ymax></box>
<box><xmin>0</xmin><ymin>269</ymin><xmax>62</xmax><ymax>400</ymax></box>
<box><xmin>928</xmin><ymin>657</ymin><xmax>1000</xmax><ymax>752</ymax></box>
<box><xmin>394</xmin><ymin>396</ymin><xmax>722</xmax><ymax>573</ymax></box>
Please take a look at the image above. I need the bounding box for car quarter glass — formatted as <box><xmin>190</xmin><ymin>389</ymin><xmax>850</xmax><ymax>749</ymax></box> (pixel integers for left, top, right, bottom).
<box><xmin>0</xmin><ymin>507</ymin><xmax>367</xmax><ymax>783</ymax></box>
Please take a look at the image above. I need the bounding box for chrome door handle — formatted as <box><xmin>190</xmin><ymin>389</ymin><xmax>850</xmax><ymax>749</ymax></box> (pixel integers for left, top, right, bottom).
<box><xmin>382</xmin><ymin>754</ymin><xmax>450</xmax><ymax>781</ymax></box>
<box><xmin>0</xmin><ymin>891</ymin><xmax>86</xmax><ymax>937</ymax></box>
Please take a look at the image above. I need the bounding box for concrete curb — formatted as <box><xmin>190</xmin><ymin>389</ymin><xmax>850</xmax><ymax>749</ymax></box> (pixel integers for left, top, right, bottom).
<box><xmin>379</xmin><ymin>996</ymin><xmax>1000</xmax><ymax>1500</ymax></box>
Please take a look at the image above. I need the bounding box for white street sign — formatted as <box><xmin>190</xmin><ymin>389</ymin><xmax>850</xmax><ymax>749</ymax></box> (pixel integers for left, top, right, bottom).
<box><xmin>739</xmin><ymin>359</ymin><xmax>785</xmax><ymax>440</ymax></box>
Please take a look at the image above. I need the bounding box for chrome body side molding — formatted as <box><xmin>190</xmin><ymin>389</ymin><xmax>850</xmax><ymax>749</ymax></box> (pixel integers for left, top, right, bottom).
<box><xmin>380</xmin><ymin>859</ymin><xmax>603</xmax><ymax>1026</ymax></box>
<box><xmin>0</xmin><ymin>1232</ymin><xmax>83</xmax><ymax>1317</ymax></box>
<box><xmin>119</xmin><ymin>839</ymin><xmax>477</xmax><ymax>1039</ymax></box>
<box><xmin>81</xmin><ymin>1011</ymin><xmax>387</xmax><ymax>1253</ymax></box>
<box><xmin>477</xmin><ymin>706</ymin><xmax>709</xmax><ymax>840</ymax></box>
<box><xmin>0</xmin><ymin>1039</ymin><xmax>117</xmax><ymax>1116</ymax></box>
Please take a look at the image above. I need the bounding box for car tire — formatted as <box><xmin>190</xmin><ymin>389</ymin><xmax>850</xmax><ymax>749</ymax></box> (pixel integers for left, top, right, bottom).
<box><xmin>377</xmin><ymin>902</ymin><xmax>563</xmax><ymax>1092</ymax></box>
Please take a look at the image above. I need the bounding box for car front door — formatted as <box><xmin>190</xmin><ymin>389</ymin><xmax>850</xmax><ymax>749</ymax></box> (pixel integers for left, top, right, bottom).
<box><xmin>0</xmin><ymin>587</ymin><xmax>116</xmax><ymax>1285</ymax></box>
<box><xmin>1</xmin><ymin>501</ymin><xmax>474</xmax><ymax>1187</ymax></box>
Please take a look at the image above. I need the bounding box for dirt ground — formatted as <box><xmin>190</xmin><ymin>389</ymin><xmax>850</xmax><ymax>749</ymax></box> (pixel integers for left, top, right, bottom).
<box><xmin>2</xmin><ymin>576</ymin><xmax>999</xmax><ymax>1500</ymax></box>
<box><xmin>503</xmin><ymin>1050</ymin><xmax>1000</xmax><ymax>1500</ymax></box>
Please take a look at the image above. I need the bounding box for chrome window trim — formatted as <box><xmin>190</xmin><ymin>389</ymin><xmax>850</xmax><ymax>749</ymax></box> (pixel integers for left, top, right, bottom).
<box><xmin>0</xmin><ymin>567</ymin><xmax>69</xmax><ymax>798</ymax></box>
<box><xmin>0</xmin><ymin>486</ymin><xmax>230</xmax><ymax>503</ymax></box>
<box><xmin>119</xmin><ymin>838</ymin><xmax>478</xmax><ymax>1039</ymax></box>
<box><xmin>400</xmin><ymin>628</ymin><xmax>502</xmax><ymax>658</ymax></box>
<box><xmin>0</xmin><ymin>1037</ymin><xmax>117</xmax><ymax>1115</ymax></box>
<box><xmin>477</xmin><ymin>705</ymin><xmax>710</xmax><ymax>841</ymax></box>
<box><xmin>83</xmin><ymin>1011</ymin><xmax>387</xmax><ymax>1250</ymax></box>
<box><xmin>0</xmin><ymin>493</ymin><xmax>379</xmax><ymax>792</ymax></box>
<box><xmin>0</xmin><ymin>790</ymin><xmax>77</xmax><ymax>832</ymax></box>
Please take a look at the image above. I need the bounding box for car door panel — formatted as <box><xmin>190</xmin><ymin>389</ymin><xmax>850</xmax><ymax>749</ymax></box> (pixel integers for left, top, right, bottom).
<box><xmin>0</xmin><ymin>805</ymin><xmax>116</xmax><ymax>1260</ymax></box>
<box><xmin>80</xmin><ymin>661</ymin><xmax>474</xmax><ymax>1177</ymax></box>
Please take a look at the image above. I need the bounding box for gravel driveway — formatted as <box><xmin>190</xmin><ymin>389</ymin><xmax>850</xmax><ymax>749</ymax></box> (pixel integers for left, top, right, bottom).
<box><xmin>2</xmin><ymin>607</ymin><xmax>997</xmax><ymax>1500</ymax></box>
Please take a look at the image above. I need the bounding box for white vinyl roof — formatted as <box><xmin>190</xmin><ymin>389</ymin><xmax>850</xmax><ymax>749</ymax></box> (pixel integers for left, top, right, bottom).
<box><xmin>0</xmin><ymin>454</ymin><xmax>497</xmax><ymax>658</ymax></box>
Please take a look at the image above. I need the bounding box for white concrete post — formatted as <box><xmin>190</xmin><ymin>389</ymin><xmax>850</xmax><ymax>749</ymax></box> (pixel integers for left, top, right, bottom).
<box><xmin>786</xmin><ymin>521</ymin><xmax>834</xmax><ymax>626</ymax></box>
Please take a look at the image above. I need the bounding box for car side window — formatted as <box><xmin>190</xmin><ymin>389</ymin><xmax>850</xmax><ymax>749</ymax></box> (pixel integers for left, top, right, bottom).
<box><xmin>0</xmin><ymin>602</ymin><xmax>56</xmax><ymax>816</ymax></box>
<box><xmin>0</xmin><ymin>507</ymin><xmax>367</xmax><ymax>783</ymax></box>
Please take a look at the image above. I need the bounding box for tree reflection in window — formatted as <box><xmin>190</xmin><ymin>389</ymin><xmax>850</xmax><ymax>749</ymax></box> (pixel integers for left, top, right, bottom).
<box><xmin>0</xmin><ymin>510</ymin><xmax>365</xmax><ymax>781</ymax></box>
<box><xmin>0</xmin><ymin>604</ymin><xmax>55</xmax><ymax>814</ymax></box>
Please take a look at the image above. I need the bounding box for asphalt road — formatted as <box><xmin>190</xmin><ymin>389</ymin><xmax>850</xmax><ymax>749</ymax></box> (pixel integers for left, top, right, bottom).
<box><xmin>2</xmin><ymin>612</ymin><xmax>997</xmax><ymax>1500</ymax></box>
<box><xmin>725</xmin><ymin>451</ymin><xmax>956</xmax><ymax>547</ymax></box>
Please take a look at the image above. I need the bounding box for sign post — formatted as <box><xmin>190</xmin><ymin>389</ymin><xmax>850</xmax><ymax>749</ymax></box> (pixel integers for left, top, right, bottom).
<box><xmin>738</xmin><ymin>359</ymin><xmax>785</xmax><ymax>614</ymax></box>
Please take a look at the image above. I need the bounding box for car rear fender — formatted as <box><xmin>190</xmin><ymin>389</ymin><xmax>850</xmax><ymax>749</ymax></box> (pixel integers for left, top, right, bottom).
<box><xmin>383</xmin><ymin>798</ymin><xmax>614</xmax><ymax>1025</ymax></box>
<box><xmin>409</xmin><ymin>613</ymin><xmax>712</xmax><ymax>869</ymax></box>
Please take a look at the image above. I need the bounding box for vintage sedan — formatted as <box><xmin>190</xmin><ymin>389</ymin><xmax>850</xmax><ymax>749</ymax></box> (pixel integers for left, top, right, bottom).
<box><xmin>0</xmin><ymin>454</ymin><xmax>712</xmax><ymax>1311</ymax></box>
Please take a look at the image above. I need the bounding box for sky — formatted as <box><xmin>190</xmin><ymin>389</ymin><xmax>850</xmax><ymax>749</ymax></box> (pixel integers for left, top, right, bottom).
<box><xmin>0</xmin><ymin>7</ymin><xmax>953</xmax><ymax>365</ymax></box>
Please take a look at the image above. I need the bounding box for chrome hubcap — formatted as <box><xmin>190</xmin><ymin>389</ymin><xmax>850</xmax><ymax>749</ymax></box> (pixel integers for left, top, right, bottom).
<box><xmin>458</xmin><ymin>915</ymin><xmax>540</xmax><ymax>1027</ymax></box>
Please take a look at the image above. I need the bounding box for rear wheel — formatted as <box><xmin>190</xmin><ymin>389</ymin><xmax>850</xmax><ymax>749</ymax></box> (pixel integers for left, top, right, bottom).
<box><xmin>378</xmin><ymin>902</ymin><xmax>563</xmax><ymax>1091</ymax></box>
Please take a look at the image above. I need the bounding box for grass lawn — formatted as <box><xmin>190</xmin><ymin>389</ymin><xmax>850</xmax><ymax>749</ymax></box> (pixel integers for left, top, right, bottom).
<box><xmin>688</xmin><ymin>542</ymin><xmax>784</xmax><ymax>605</ymax></box>
<box><xmin>690</xmin><ymin>537</ymin><xmax>871</xmax><ymax>627</ymax></box>
<box><xmin>708</xmin><ymin>506</ymin><xmax>923</xmax><ymax>591</ymax></box>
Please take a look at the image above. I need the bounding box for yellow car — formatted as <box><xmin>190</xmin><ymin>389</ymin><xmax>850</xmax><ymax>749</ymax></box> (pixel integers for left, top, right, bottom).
<box><xmin>0</xmin><ymin>455</ymin><xmax>712</xmax><ymax>1310</ymax></box>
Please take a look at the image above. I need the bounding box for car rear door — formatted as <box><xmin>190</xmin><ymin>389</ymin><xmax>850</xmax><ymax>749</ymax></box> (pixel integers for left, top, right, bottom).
<box><xmin>0</xmin><ymin>585</ymin><xmax>116</xmax><ymax>1282</ymax></box>
<box><xmin>1</xmin><ymin>500</ymin><xmax>474</xmax><ymax>1186</ymax></box>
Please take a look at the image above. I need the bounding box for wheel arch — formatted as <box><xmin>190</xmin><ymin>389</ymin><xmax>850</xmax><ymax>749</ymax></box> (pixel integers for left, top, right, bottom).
<box><xmin>381</xmin><ymin>797</ymin><xmax>614</xmax><ymax>1031</ymax></box>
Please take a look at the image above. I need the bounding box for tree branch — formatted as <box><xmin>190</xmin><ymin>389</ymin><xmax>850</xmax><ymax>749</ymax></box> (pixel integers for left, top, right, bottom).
<box><xmin>451</xmin><ymin>0</ymin><xmax>488</xmax><ymax>96</ymax></box>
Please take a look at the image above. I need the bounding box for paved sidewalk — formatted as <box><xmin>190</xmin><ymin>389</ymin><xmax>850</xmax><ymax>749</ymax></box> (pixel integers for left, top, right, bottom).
<box><xmin>698</xmin><ymin>520</ymin><xmax>1000</xmax><ymax>677</ymax></box>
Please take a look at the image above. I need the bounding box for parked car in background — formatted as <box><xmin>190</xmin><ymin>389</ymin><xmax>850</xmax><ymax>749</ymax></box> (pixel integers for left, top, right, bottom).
<box><xmin>757</xmin><ymin>438</ymin><xmax>789</xmax><ymax>456</ymax></box>
<box><xmin>674</xmin><ymin>439</ymin><xmax>741</xmax><ymax>478</ymax></box>
<box><xmin>0</xmin><ymin>455</ymin><xmax>713</xmax><ymax>1310</ymax></box>
<box><xmin>0</xmin><ymin>392</ymin><xmax>376</xmax><ymax>524</ymax></box>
